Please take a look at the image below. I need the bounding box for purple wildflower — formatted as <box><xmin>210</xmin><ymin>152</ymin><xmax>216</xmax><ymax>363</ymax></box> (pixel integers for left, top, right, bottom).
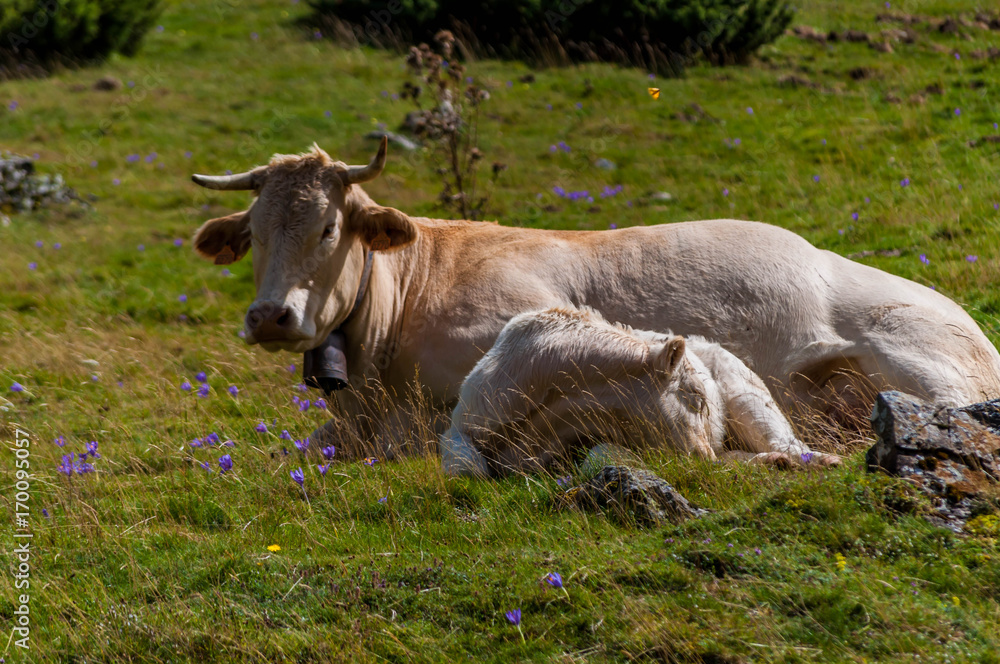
<box><xmin>322</xmin><ymin>445</ymin><xmax>336</xmax><ymax>459</ymax></box>
<box><xmin>852</xmin><ymin>212</ymin><xmax>859</xmax><ymax>221</ymax></box>
<box><xmin>813</xmin><ymin>175</ymin><xmax>820</xmax><ymax>183</ymax></box>
<box><xmin>294</xmin><ymin>438</ymin><xmax>310</xmax><ymax>452</ymax></box>
<box><xmin>42</xmin><ymin>508</ymin><xmax>50</xmax><ymax>518</ymax></box>
<box><xmin>174</xmin><ymin>239</ymin><xmax>183</xmax><ymax>247</ymax></box>
<box><xmin>11</xmin><ymin>382</ymin><xmax>24</xmax><ymax>393</ymax></box>
<box><xmin>800</xmin><ymin>452</ymin><xmax>814</xmax><ymax>464</ymax></box>
<box><xmin>138</xmin><ymin>244</ymin><xmax>145</xmax><ymax>251</ymax></box>
<box><xmin>28</xmin><ymin>262</ymin><xmax>37</xmax><ymax>270</ymax></box>
<box><xmin>505</xmin><ymin>609</ymin><xmax>521</xmax><ymax>626</ymax></box>
<box><xmin>318</xmin><ymin>463</ymin><xmax>330</xmax><ymax>476</ymax></box>
<box><xmin>378</xmin><ymin>495</ymin><xmax>388</xmax><ymax>503</ymax></box>
<box><xmin>900</xmin><ymin>177</ymin><xmax>910</xmax><ymax>187</ymax></box>
<box><xmin>545</xmin><ymin>103</ymin><xmax>552</xmax><ymax>111</ymax></box>
<box><xmin>55</xmin><ymin>435</ymin><xmax>66</xmax><ymax>447</ymax></box>
<box><xmin>290</xmin><ymin>467</ymin><xmax>305</xmax><ymax>486</ymax></box>
<box><xmin>314</xmin><ymin>398</ymin><xmax>327</xmax><ymax>409</ymax></box>
<box><xmin>35</xmin><ymin>240</ymin><xmax>43</xmax><ymax>248</ymax></box>
<box><xmin>228</xmin><ymin>385</ymin><xmax>239</xmax><ymax>397</ymax></box>
<box><xmin>919</xmin><ymin>254</ymin><xmax>930</xmax><ymax>265</ymax></box>
<box><xmin>299</xmin><ymin>399</ymin><xmax>311</xmax><ymax>411</ymax></box>
<box><xmin>544</xmin><ymin>572</ymin><xmax>563</xmax><ymax>588</ymax></box>
<box><xmin>197</xmin><ymin>384</ymin><xmax>210</xmax><ymax>398</ymax></box>
<box><xmin>221</xmin><ymin>268</ymin><xmax>231</xmax><ymax>277</ymax></box>
<box><xmin>296</xmin><ymin>383</ymin><xmax>308</xmax><ymax>392</ymax></box>
<box><xmin>755</xmin><ymin>548</ymin><xmax>762</xmax><ymax>555</ymax></box>
<box><xmin>280</xmin><ymin>429</ymin><xmax>292</xmax><ymax>440</ymax></box>
<box><xmin>255</xmin><ymin>422</ymin><xmax>268</xmax><ymax>433</ymax></box>
<box><xmin>746</xmin><ymin>107</ymin><xmax>753</xmax><ymax>114</ymax></box>
<box><xmin>180</xmin><ymin>380</ymin><xmax>192</xmax><ymax>391</ymax></box>
<box><xmin>287</xmin><ymin>364</ymin><xmax>296</xmax><ymax>373</ymax></box>
<box><xmin>954</xmin><ymin>108</ymin><xmax>961</xmax><ymax>116</ymax></box>
<box><xmin>145</xmin><ymin>153</ymin><xmax>156</xmax><ymax>163</ymax></box>
<box><xmin>206</xmin><ymin>432</ymin><xmax>220</xmax><ymax>445</ymax></box>
<box><xmin>364</xmin><ymin>457</ymin><xmax>378</xmax><ymax>466</ymax></box>
<box><xmin>178</xmin><ymin>294</ymin><xmax>188</xmax><ymax>303</ymax></box>
<box><xmin>222</xmin><ymin>439</ymin><xmax>235</xmax><ymax>447</ymax></box>
<box><xmin>575</xmin><ymin>102</ymin><xmax>582</xmax><ymax>109</ymax></box>
<box><xmin>555</xmin><ymin>476</ymin><xmax>571</xmax><ymax>488</ymax></box>
<box><xmin>723</xmin><ymin>188</ymin><xmax>729</xmax><ymax>197</ymax></box>
<box><xmin>199</xmin><ymin>461</ymin><xmax>213</xmax><ymax>473</ymax></box>
<box><xmin>196</xmin><ymin>371</ymin><xmax>207</xmax><ymax>383</ymax></box>
<box><xmin>219</xmin><ymin>454</ymin><xmax>233</xmax><ymax>473</ymax></box>
<box><xmin>190</xmin><ymin>438</ymin><xmax>203</xmax><ymax>448</ymax></box>
<box><xmin>53</xmin><ymin>243</ymin><xmax>61</xmax><ymax>250</ymax></box>
<box><xmin>86</xmin><ymin>441</ymin><xmax>100</xmax><ymax>458</ymax></box>
<box><xmin>58</xmin><ymin>454</ymin><xmax>74</xmax><ymax>475</ymax></box>
<box><xmin>251</xmin><ymin>31</ymin><xmax>259</xmax><ymax>40</ymax></box>
<box><xmin>126</xmin><ymin>154</ymin><xmax>140</xmax><ymax>163</ymax></box>
<box><xmin>967</xmin><ymin>255</ymin><xmax>978</xmax><ymax>263</ymax></box>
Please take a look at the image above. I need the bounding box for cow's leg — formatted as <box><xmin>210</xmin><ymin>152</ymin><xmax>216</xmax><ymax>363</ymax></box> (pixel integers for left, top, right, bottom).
<box><xmin>439</xmin><ymin>423</ymin><xmax>490</xmax><ymax>478</ymax></box>
<box><xmin>693</xmin><ymin>340</ymin><xmax>840</xmax><ymax>467</ymax></box>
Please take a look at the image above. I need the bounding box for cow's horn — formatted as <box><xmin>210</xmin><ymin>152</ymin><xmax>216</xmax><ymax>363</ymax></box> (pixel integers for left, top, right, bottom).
<box><xmin>342</xmin><ymin>136</ymin><xmax>388</xmax><ymax>185</ymax></box>
<box><xmin>191</xmin><ymin>169</ymin><xmax>260</xmax><ymax>190</ymax></box>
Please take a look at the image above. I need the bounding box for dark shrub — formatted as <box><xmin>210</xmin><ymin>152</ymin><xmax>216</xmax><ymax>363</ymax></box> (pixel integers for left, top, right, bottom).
<box><xmin>0</xmin><ymin>0</ymin><xmax>163</xmax><ymax>72</ymax></box>
<box><xmin>306</xmin><ymin>0</ymin><xmax>795</xmax><ymax>70</ymax></box>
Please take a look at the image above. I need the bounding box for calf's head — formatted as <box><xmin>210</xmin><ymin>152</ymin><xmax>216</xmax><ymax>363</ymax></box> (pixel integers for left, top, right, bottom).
<box><xmin>640</xmin><ymin>336</ymin><xmax>722</xmax><ymax>458</ymax></box>
<box><xmin>190</xmin><ymin>138</ymin><xmax>417</xmax><ymax>353</ymax></box>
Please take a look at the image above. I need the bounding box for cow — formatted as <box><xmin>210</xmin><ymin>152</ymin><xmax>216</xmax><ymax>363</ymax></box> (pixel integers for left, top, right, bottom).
<box><xmin>440</xmin><ymin>307</ymin><xmax>841</xmax><ymax>477</ymax></box>
<box><xmin>190</xmin><ymin>138</ymin><xmax>1000</xmax><ymax>459</ymax></box>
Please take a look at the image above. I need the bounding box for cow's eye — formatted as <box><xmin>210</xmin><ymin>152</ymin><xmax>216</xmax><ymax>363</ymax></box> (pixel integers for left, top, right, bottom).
<box><xmin>321</xmin><ymin>225</ymin><xmax>335</xmax><ymax>240</ymax></box>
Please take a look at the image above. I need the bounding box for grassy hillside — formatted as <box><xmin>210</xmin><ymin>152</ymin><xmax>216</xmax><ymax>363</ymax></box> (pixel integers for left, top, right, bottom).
<box><xmin>2</xmin><ymin>0</ymin><xmax>1000</xmax><ymax>661</ymax></box>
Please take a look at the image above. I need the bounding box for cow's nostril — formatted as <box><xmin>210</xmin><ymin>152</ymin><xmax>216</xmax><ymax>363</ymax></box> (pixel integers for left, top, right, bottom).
<box><xmin>276</xmin><ymin>310</ymin><xmax>290</xmax><ymax>327</ymax></box>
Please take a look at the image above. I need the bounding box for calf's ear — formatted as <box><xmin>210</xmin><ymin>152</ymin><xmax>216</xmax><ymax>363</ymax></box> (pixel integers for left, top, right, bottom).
<box><xmin>193</xmin><ymin>211</ymin><xmax>252</xmax><ymax>264</ymax></box>
<box><xmin>349</xmin><ymin>205</ymin><xmax>417</xmax><ymax>251</ymax></box>
<box><xmin>653</xmin><ymin>336</ymin><xmax>686</xmax><ymax>375</ymax></box>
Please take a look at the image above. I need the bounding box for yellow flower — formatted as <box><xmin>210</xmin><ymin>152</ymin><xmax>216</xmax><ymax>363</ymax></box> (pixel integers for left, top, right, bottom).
<box><xmin>835</xmin><ymin>553</ymin><xmax>847</xmax><ymax>572</ymax></box>
<box><xmin>267</xmin><ymin>544</ymin><xmax>281</xmax><ymax>552</ymax></box>
<box><xmin>952</xmin><ymin>596</ymin><xmax>960</xmax><ymax>607</ymax></box>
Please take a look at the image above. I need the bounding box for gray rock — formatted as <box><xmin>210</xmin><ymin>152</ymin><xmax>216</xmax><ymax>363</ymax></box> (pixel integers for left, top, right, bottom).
<box><xmin>577</xmin><ymin>443</ymin><xmax>641</xmax><ymax>478</ymax></box>
<box><xmin>867</xmin><ymin>390</ymin><xmax>1000</xmax><ymax>530</ymax></box>
<box><xmin>0</xmin><ymin>152</ymin><xmax>82</xmax><ymax>214</ymax></box>
<box><xmin>594</xmin><ymin>158</ymin><xmax>616</xmax><ymax>170</ymax></box>
<box><xmin>365</xmin><ymin>130</ymin><xmax>419</xmax><ymax>151</ymax></box>
<box><xmin>563</xmin><ymin>465</ymin><xmax>708</xmax><ymax>525</ymax></box>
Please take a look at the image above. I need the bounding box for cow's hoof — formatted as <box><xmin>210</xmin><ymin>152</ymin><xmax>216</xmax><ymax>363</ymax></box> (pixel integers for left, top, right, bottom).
<box><xmin>814</xmin><ymin>453</ymin><xmax>842</xmax><ymax>467</ymax></box>
<box><xmin>749</xmin><ymin>452</ymin><xmax>794</xmax><ymax>470</ymax></box>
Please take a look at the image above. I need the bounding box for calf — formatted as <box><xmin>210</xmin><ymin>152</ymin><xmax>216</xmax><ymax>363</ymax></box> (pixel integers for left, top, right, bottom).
<box><xmin>441</xmin><ymin>308</ymin><xmax>838</xmax><ymax>476</ymax></box>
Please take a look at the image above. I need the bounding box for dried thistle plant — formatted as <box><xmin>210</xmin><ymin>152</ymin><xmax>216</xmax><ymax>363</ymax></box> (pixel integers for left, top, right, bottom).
<box><xmin>399</xmin><ymin>30</ymin><xmax>499</xmax><ymax>220</ymax></box>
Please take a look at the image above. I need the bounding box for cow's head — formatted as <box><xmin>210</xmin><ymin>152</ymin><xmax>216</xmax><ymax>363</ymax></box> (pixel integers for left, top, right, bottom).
<box><xmin>643</xmin><ymin>336</ymin><xmax>724</xmax><ymax>458</ymax></box>
<box><xmin>190</xmin><ymin>138</ymin><xmax>417</xmax><ymax>353</ymax></box>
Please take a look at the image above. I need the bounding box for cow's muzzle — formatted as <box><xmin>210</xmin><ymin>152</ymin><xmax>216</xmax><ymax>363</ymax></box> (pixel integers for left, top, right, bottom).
<box><xmin>245</xmin><ymin>301</ymin><xmax>307</xmax><ymax>343</ymax></box>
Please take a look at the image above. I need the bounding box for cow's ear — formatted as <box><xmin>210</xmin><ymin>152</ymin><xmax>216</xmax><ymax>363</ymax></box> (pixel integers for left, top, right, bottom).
<box><xmin>349</xmin><ymin>205</ymin><xmax>417</xmax><ymax>251</ymax></box>
<box><xmin>193</xmin><ymin>211</ymin><xmax>252</xmax><ymax>264</ymax></box>
<box><xmin>653</xmin><ymin>336</ymin><xmax>686</xmax><ymax>375</ymax></box>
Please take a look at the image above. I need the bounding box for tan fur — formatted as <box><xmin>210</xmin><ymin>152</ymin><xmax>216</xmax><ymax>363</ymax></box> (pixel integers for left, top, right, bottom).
<box><xmin>190</xmin><ymin>144</ymin><xmax>1000</xmax><ymax>453</ymax></box>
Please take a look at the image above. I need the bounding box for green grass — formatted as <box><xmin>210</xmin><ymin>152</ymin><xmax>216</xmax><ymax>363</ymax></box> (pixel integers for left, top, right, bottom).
<box><xmin>3</xmin><ymin>0</ymin><xmax>1000</xmax><ymax>661</ymax></box>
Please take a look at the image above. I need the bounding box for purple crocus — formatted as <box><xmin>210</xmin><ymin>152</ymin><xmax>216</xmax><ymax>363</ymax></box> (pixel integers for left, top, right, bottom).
<box><xmin>180</xmin><ymin>380</ymin><xmax>192</xmax><ymax>391</ymax></box>
<box><xmin>206</xmin><ymin>432</ymin><xmax>220</xmax><ymax>445</ymax></box>
<box><xmin>199</xmin><ymin>461</ymin><xmax>214</xmax><ymax>473</ymax></box>
<box><xmin>280</xmin><ymin>429</ymin><xmax>292</xmax><ymax>440</ymax></box>
<box><xmin>11</xmin><ymin>382</ymin><xmax>24</xmax><ymax>393</ymax></box>
<box><xmin>174</xmin><ymin>239</ymin><xmax>183</xmax><ymax>247</ymax></box>
<box><xmin>28</xmin><ymin>262</ymin><xmax>37</xmax><ymax>270</ymax></box>
<box><xmin>746</xmin><ymin>107</ymin><xmax>754</xmax><ymax>114</ymax></box>
<box><xmin>196</xmin><ymin>371</ymin><xmax>207</xmax><ymax>383</ymax></box>
<box><xmin>378</xmin><ymin>495</ymin><xmax>388</xmax><ymax>504</ymax></box>
<box><xmin>812</xmin><ymin>175</ymin><xmax>820</xmax><ymax>183</ymax></box>
<box><xmin>86</xmin><ymin>441</ymin><xmax>100</xmax><ymax>458</ymax></box>
<box><xmin>42</xmin><ymin>508</ymin><xmax>50</xmax><ymax>518</ymax></box>
<box><xmin>900</xmin><ymin>177</ymin><xmax>910</xmax><ymax>187</ymax></box>
<box><xmin>294</xmin><ymin>438</ymin><xmax>310</xmax><ymax>453</ymax></box>
<box><xmin>190</xmin><ymin>438</ymin><xmax>203</xmax><ymax>448</ymax></box>
<box><xmin>800</xmin><ymin>452</ymin><xmax>814</xmax><ymax>464</ymax></box>
<box><xmin>228</xmin><ymin>385</ymin><xmax>239</xmax><ymax>397</ymax></box>
<box><xmin>919</xmin><ymin>254</ymin><xmax>930</xmax><ymax>265</ymax></box>
<box><xmin>53</xmin><ymin>243</ymin><xmax>61</xmax><ymax>250</ymax></box>
<box><xmin>314</xmin><ymin>399</ymin><xmax>327</xmax><ymax>409</ymax></box>
<box><xmin>219</xmin><ymin>454</ymin><xmax>233</xmax><ymax>473</ymax></box>
<box><xmin>178</xmin><ymin>294</ymin><xmax>188</xmax><ymax>303</ymax></box>
<box><xmin>318</xmin><ymin>463</ymin><xmax>330</xmax><ymax>476</ymax></box>
<box><xmin>296</xmin><ymin>383</ymin><xmax>308</xmax><ymax>392</ymax></box>
<box><xmin>54</xmin><ymin>435</ymin><xmax>66</xmax><ymax>447</ymax></box>
<box><xmin>287</xmin><ymin>364</ymin><xmax>296</xmax><ymax>373</ymax></box>
<box><xmin>197</xmin><ymin>384</ymin><xmax>210</xmax><ymax>398</ymax></box>
<box><xmin>544</xmin><ymin>572</ymin><xmax>563</xmax><ymax>588</ymax></box>
<box><xmin>299</xmin><ymin>399</ymin><xmax>311</xmax><ymax>411</ymax></box>
<box><xmin>505</xmin><ymin>609</ymin><xmax>521</xmax><ymax>626</ymax></box>
<box><xmin>58</xmin><ymin>454</ymin><xmax>74</xmax><ymax>475</ymax></box>
<box><xmin>555</xmin><ymin>476</ymin><xmax>571</xmax><ymax>488</ymax></box>
<box><xmin>966</xmin><ymin>255</ymin><xmax>978</xmax><ymax>263</ymax></box>
<box><xmin>290</xmin><ymin>467</ymin><xmax>305</xmax><ymax>486</ymax></box>
<box><xmin>322</xmin><ymin>445</ymin><xmax>336</xmax><ymax>459</ymax></box>
<box><xmin>222</xmin><ymin>439</ymin><xmax>235</xmax><ymax>447</ymax></box>
<box><xmin>852</xmin><ymin>212</ymin><xmax>859</xmax><ymax>221</ymax></box>
<box><xmin>35</xmin><ymin>240</ymin><xmax>43</xmax><ymax>248</ymax></box>
<box><xmin>255</xmin><ymin>422</ymin><xmax>268</xmax><ymax>433</ymax></box>
<box><xmin>364</xmin><ymin>457</ymin><xmax>378</xmax><ymax>466</ymax></box>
